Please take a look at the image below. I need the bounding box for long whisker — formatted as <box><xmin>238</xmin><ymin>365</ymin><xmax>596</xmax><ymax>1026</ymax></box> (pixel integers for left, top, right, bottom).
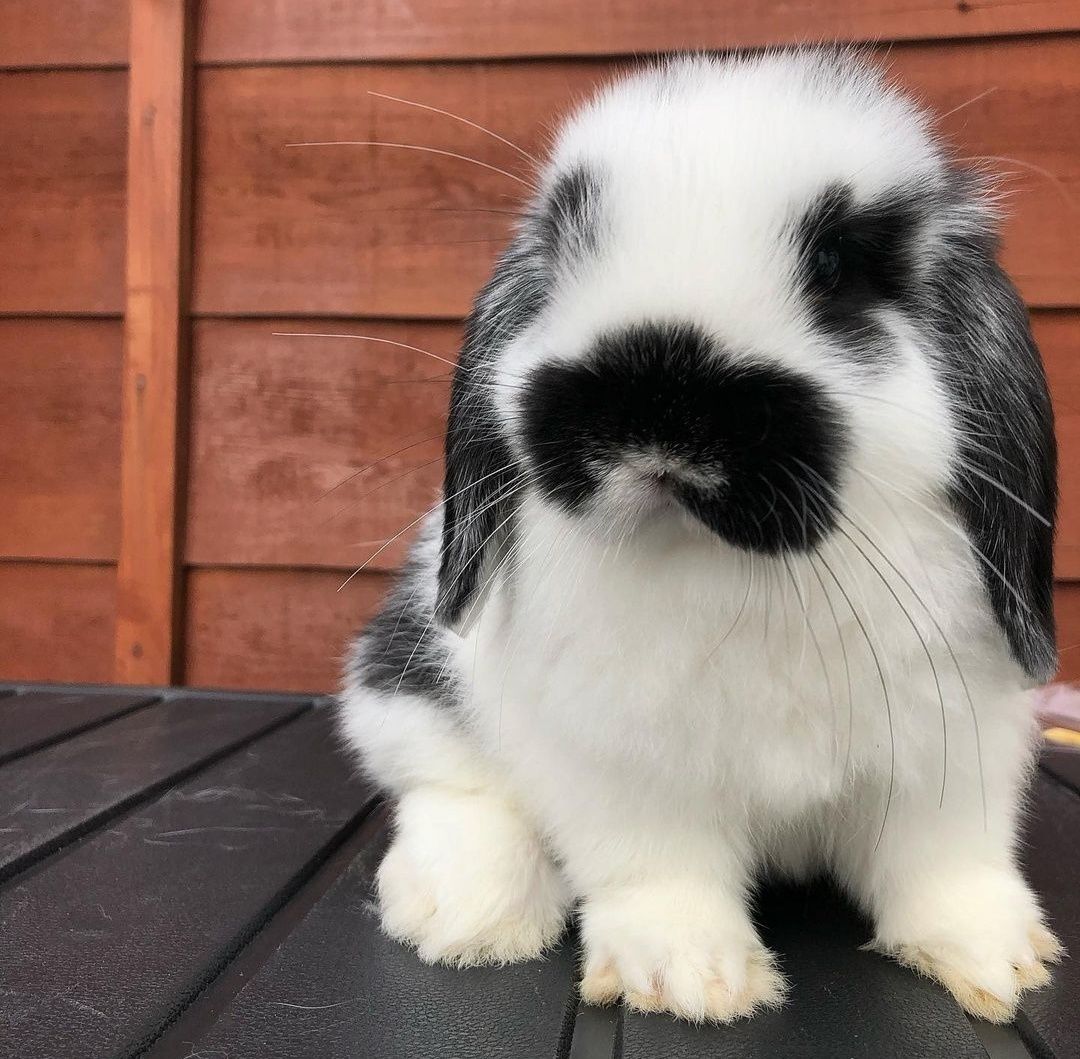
<box><xmin>807</xmin><ymin>554</ymin><xmax>854</xmax><ymax>780</ymax></box>
<box><xmin>937</xmin><ymin>86</ymin><xmax>998</xmax><ymax>122</ymax></box>
<box><xmin>781</xmin><ymin>462</ymin><xmax>949</xmax><ymax>810</ymax></box>
<box><xmin>392</xmin><ymin>459</ymin><xmax>559</xmax><ymax>699</ymax></box>
<box><xmin>318</xmin><ymin>431</ymin><xmax>445</xmax><ymax>503</ymax></box>
<box><xmin>847</xmin><ymin>467</ymin><xmax>989</xmax><ymax>829</ymax></box>
<box><xmin>856</xmin><ymin>467</ymin><xmax>1036</xmax><ymax>622</ymax></box>
<box><xmin>368</xmin><ymin>90</ymin><xmax>540</xmax><ymax>165</ymax></box>
<box><xmin>285</xmin><ymin>140</ymin><xmax>537</xmax><ymax>191</ymax></box>
<box><xmin>273</xmin><ymin>331</ymin><xmax>527</xmax><ymax>387</ymax></box>
<box><xmin>337</xmin><ymin>452</ymin><xmax>535</xmax><ymax>589</ymax></box>
<box><xmin>325</xmin><ymin>456</ymin><xmax>445</xmax><ymax>527</ymax></box>
<box><xmin>956</xmin><ymin>154</ymin><xmax>1077</xmax><ymax>210</ymax></box>
<box><xmin>955</xmin><ymin>461</ymin><xmax>1051</xmax><ymax>528</ymax></box>
<box><xmin>274</xmin><ymin>331</ymin><xmax>458</xmax><ymax>369</ymax></box>
<box><xmin>816</xmin><ymin>549</ymin><xmax>896</xmax><ymax>852</ymax></box>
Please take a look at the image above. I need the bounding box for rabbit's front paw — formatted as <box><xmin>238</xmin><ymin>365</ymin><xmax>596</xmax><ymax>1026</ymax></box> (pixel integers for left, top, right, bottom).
<box><xmin>377</xmin><ymin>787</ymin><xmax>568</xmax><ymax>966</ymax></box>
<box><xmin>873</xmin><ymin>865</ymin><xmax>1062</xmax><ymax>1023</ymax></box>
<box><xmin>579</xmin><ymin>882</ymin><xmax>786</xmax><ymax>1022</ymax></box>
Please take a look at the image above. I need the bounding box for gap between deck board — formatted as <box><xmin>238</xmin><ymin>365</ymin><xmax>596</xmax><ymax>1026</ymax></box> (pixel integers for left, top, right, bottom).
<box><xmin>143</xmin><ymin>801</ymin><xmax>387</xmax><ymax>1059</ymax></box>
<box><xmin>0</xmin><ymin>702</ymin><xmax>311</xmax><ymax>886</ymax></box>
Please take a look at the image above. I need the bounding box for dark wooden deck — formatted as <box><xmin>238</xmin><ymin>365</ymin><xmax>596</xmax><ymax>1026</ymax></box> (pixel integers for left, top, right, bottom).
<box><xmin>1</xmin><ymin>682</ymin><xmax>1077</xmax><ymax>1058</ymax></box>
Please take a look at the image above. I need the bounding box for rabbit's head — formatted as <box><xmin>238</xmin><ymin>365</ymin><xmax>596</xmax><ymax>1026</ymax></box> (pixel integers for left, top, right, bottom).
<box><xmin>437</xmin><ymin>49</ymin><xmax>1057</xmax><ymax>682</ymax></box>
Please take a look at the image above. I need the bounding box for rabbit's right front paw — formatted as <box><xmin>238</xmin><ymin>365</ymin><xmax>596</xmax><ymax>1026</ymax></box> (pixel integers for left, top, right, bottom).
<box><xmin>579</xmin><ymin>882</ymin><xmax>786</xmax><ymax>1023</ymax></box>
<box><xmin>377</xmin><ymin>787</ymin><xmax>568</xmax><ymax>967</ymax></box>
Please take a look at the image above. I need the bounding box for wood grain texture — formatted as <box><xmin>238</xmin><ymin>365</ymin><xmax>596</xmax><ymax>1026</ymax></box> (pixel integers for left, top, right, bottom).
<box><xmin>0</xmin><ymin>70</ymin><xmax>127</xmax><ymax>313</ymax></box>
<box><xmin>193</xmin><ymin>37</ymin><xmax>1080</xmax><ymax>318</ymax></box>
<box><xmin>1054</xmin><ymin>583</ymin><xmax>1080</xmax><ymax>683</ymax></box>
<box><xmin>183</xmin><ymin>572</ymin><xmax>1080</xmax><ymax>692</ymax></box>
<box><xmin>179</xmin><ymin>311</ymin><xmax>1079</xmax><ymax>576</ymax></box>
<box><xmin>1037</xmin><ymin>312</ymin><xmax>1080</xmax><ymax>579</ymax></box>
<box><xmin>115</xmin><ymin>0</ymin><xmax>194</xmax><ymax>684</ymax></box>
<box><xmin>185</xmin><ymin>319</ymin><xmax>456</xmax><ymax>570</ymax></box>
<box><xmin>0</xmin><ymin>320</ymin><xmax>122</xmax><ymax>562</ymax></box>
<box><xmin>196</xmin><ymin>0</ymin><xmax>1080</xmax><ymax>64</ymax></box>
<box><xmin>0</xmin><ymin>563</ymin><xmax>115</xmax><ymax>683</ymax></box>
<box><xmin>0</xmin><ymin>2</ymin><xmax>129</xmax><ymax>69</ymax></box>
<box><xmin>184</xmin><ymin>567</ymin><xmax>390</xmax><ymax>692</ymax></box>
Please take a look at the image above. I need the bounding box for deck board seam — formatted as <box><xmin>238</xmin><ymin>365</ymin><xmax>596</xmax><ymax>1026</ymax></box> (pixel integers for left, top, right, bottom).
<box><xmin>0</xmin><ymin>702</ymin><xmax>312</xmax><ymax>888</ymax></box>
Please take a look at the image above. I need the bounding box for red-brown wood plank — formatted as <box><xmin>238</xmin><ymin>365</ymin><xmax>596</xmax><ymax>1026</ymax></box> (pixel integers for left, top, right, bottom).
<box><xmin>0</xmin><ymin>70</ymin><xmax>127</xmax><ymax>313</ymax></box>
<box><xmin>115</xmin><ymin>0</ymin><xmax>194</xmax><ymax>684</ymax></box>
<box><xmin>0</xmin><ymin>2</ymin><xmax>129</xmax><ymax>69</ymax></box>
<box><xmin>0</xmin><ymin>320</ymin><xmax>122</xmax><ymax>563</ymax></box>
<box><xmin>185</xmin><ymin>318</ymin><xmax>455</xmax><ymax>570</ymax></box>
<box><xmin>0</xmin><ymin>563</ymin><xmax>116</xmax><ymax>684</ymax></box>
<box><xmin>196</xmin><ymin>0</ymin><xmax>1080</xmax><ymax>64</ymax></box>
<box><xmin>1055</xmin><ymin>584</ymin><xmax>1080</xmax><ymax>683</ymax></box>
<box><xmin>1037</xmin><ymin>313</ymin><xmax>1080</xmax><ymax>580</ymax></box>
<box><xmin>192</xmin><ymin>38</ymin><xmax>1080</xmax><ymax>318</ymax></box>
<box><xmin>184</xmin><ymin>567</ymin><xmax>391</xmax><ymax>693</ymax></box>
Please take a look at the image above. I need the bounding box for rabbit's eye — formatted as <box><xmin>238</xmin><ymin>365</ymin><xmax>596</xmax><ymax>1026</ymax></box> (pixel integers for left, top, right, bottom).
<box><xmin>813</xmin><ymin>245</ymin><xmax>842</xmax><ymax>286</ymax></box>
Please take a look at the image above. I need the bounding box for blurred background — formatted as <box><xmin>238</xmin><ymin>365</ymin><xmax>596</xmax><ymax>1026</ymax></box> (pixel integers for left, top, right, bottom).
<box><xmin>1</xmin><ymin>1</ymin><xmax>1078</xmax><ymax>693</ymax></box>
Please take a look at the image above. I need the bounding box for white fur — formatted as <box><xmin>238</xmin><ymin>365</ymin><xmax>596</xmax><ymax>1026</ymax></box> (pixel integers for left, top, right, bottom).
<box><xmin>340</xmin><ymin>51</ymin><xmax>1056</xmax><ymax>1023</ymax></box>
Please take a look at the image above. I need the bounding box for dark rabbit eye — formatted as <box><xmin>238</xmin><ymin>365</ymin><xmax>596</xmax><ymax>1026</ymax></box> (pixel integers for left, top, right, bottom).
<box><xmin>813</xmin><ymin>244</ymin><xmax>842</xmax><ymax>286</ymax></box>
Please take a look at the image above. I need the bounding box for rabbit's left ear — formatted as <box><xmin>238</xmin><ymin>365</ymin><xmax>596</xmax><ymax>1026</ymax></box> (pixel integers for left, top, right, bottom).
<box><xmin>932</xmin><ymin>223</ymin><xmax>1057</xmax><ymax>684</ymax></box>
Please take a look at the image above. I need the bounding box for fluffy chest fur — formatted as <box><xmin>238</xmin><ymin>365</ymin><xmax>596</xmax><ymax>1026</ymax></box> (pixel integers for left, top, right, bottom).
<box><xmin>458</xmin><ymin>490</ymin><xmax>1021</xmax><ymax>827</ymax></box>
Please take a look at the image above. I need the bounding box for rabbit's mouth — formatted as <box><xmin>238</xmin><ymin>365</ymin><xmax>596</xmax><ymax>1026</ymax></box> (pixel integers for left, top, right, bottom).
<box><xmin>518</xmin><ymin>321</ymin><xmax>849</xmax><ymax>555</ymax></box>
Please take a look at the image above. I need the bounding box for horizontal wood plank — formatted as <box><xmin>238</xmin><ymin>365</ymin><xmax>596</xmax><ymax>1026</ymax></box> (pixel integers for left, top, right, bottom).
<box><xmin>193</xmin><ymin>38</ymin><xmax>1080</xmax><ymax>318</ymax></box>
<box><xmin>0</xmin><ymin>70</ymin><xmax>127</xmax><ymax>314</ymax></box>
<box><xmin>1036</xmin><ymin>313</ymin><xmax>1080</xmax><ymax>579</ymax></box>
<box><xmin>0</xmin><ymin>320</ymin><xmax>122</xmax><ymax>562</ymax></box>
<box><xmin>0</xmin><ymin>563</ymin><xmax>115</xmax><ymax>684</ymax></box>
<box><xmin>0</xmin><ymin>2</ymin><xmax>129</xmax><ymax>69</ymax></box>
<box><xmin>184</xmin><ymin>579</ymin><xmax>1080</xmax><ymax>698</ymax></box>
<box><xmin>185</xmin><ymin>319</ymin><xmax>455</xmax><ymax>570</ymax></box>
<box><xmin>184</xmin><ymin>568</ymin><xmax>392</xmax><ymax>693</ymax></box>
<box><xmin>1054</xmin><ymin>583</ymin><xmax>1080</xmax><ymax>683</ymax></box>
<box><xmin>196</xmin><ymin>0</ymin><xmax>1080</xmax><ymax>64</ymax></box>
<box><xmin>181</xmin><ymin>313</ymin><xmax>1079</xmax><ymax>573</ymax></box>
<box><xmin>892</xmin><ymin>35</ymin><xmax>1080</xmax><ymax>308</ymax></box>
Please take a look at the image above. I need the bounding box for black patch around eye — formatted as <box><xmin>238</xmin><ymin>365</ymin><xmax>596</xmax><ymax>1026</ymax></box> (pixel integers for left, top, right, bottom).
<box><xmin>796</xmin><ymin>183</ymin><xmax>925</xmax><ymax>361</ymax></box>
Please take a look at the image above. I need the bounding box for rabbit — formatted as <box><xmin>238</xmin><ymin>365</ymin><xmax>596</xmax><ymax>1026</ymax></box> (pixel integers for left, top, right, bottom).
<box><xmin>338</xmin><ymin>47</ymin><xmax>1062</xmax><ymax>1024</ymax></box>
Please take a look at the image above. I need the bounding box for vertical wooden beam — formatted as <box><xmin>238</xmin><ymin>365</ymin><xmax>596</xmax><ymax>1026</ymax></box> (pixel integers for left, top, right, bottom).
<box><xmin>115</xmin><ymin>0</ymin><xmax>193</xmax><ymax>684</ymax></box>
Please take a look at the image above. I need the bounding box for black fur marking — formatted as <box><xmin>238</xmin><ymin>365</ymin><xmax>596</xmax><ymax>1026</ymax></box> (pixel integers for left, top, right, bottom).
<box><xmin>436</xmin><ymin>239</ymin><xmax>546</xmax><ymax>626</ymax></box>
<box><xmin>351</xmin><ymin>557</ymin><xmax>458</xmax><ymax>706</ymax></box>
<box><xmin>795</xmin><ymin>183</ymin><xmax>925</xmax><ymax>363</ymax></box>
<box><xmin>435</xmin><ymin>167</ymin><xmax>605</xmax><ymax>626</ymax></box>
<box><xmin>538</xmin><ymin>166</ymin><xmax>601</xmax><ymax>263</ymax></box>
<box><xmin>519</xmin><ymin>323</ymin><xmax>848</xmax><ymax>553</ymax></box>
<box><xmin>924</xmin><ymin>177</ymin><xmax>1058</xmax><ymax>681</ymax></box>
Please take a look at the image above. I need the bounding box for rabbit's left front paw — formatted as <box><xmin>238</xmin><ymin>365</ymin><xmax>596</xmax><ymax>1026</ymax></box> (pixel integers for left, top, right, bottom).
<box><xmin>578</xmin><ymin>882</ymin><xmax>786</xmax><ymax>1023</ymax></box>
<box><xmin>873</xmin><ymin>866</ymin><xmax>1062</xmax><ymax>1023</ymax></box>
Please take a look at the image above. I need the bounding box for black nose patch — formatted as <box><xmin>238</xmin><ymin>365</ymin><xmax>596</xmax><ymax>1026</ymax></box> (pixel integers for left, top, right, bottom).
<box><xmin>519</xmin><ymin>323</ymin><xmax>848</xmax><ymax>553</ymax></box>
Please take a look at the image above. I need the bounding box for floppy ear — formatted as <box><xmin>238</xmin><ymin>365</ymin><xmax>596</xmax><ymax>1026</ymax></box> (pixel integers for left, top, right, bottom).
<box><xmin>930</xmin><ymin>209</ymin><xmax>1057</xmax><ymax>683</ymax></box>
<box><xmin>434</xmin><ymin>236</ymin><xmax>547</xmax><ymax>628</ymax></box>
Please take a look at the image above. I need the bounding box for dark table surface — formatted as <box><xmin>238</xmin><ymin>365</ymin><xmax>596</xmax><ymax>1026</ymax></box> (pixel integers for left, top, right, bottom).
<box><xmin>1</xmin><ymin>681</ymin><xmax>1077</xmax><ymax>1059</ymax></box>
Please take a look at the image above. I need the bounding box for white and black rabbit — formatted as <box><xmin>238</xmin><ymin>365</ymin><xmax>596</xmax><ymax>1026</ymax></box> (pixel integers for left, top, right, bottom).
<box><xmin>339</xmin><ymin>48</ymin><xmax>1061</xmax><ymax>1024</ymax></box>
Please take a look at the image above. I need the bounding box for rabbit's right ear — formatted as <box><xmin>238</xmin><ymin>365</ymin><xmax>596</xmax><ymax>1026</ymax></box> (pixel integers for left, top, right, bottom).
<box><xmin>435</xmin><ymin>236</ymin><xmax>546</xmax><ymax>629</ymax></box>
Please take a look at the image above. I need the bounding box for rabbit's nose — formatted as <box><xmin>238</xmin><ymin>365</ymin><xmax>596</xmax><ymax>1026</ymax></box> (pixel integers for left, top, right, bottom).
<box><xmin>624</xmin><ymin>449</ymin><xmax>722</xmax><ymax>490</ymax></box>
